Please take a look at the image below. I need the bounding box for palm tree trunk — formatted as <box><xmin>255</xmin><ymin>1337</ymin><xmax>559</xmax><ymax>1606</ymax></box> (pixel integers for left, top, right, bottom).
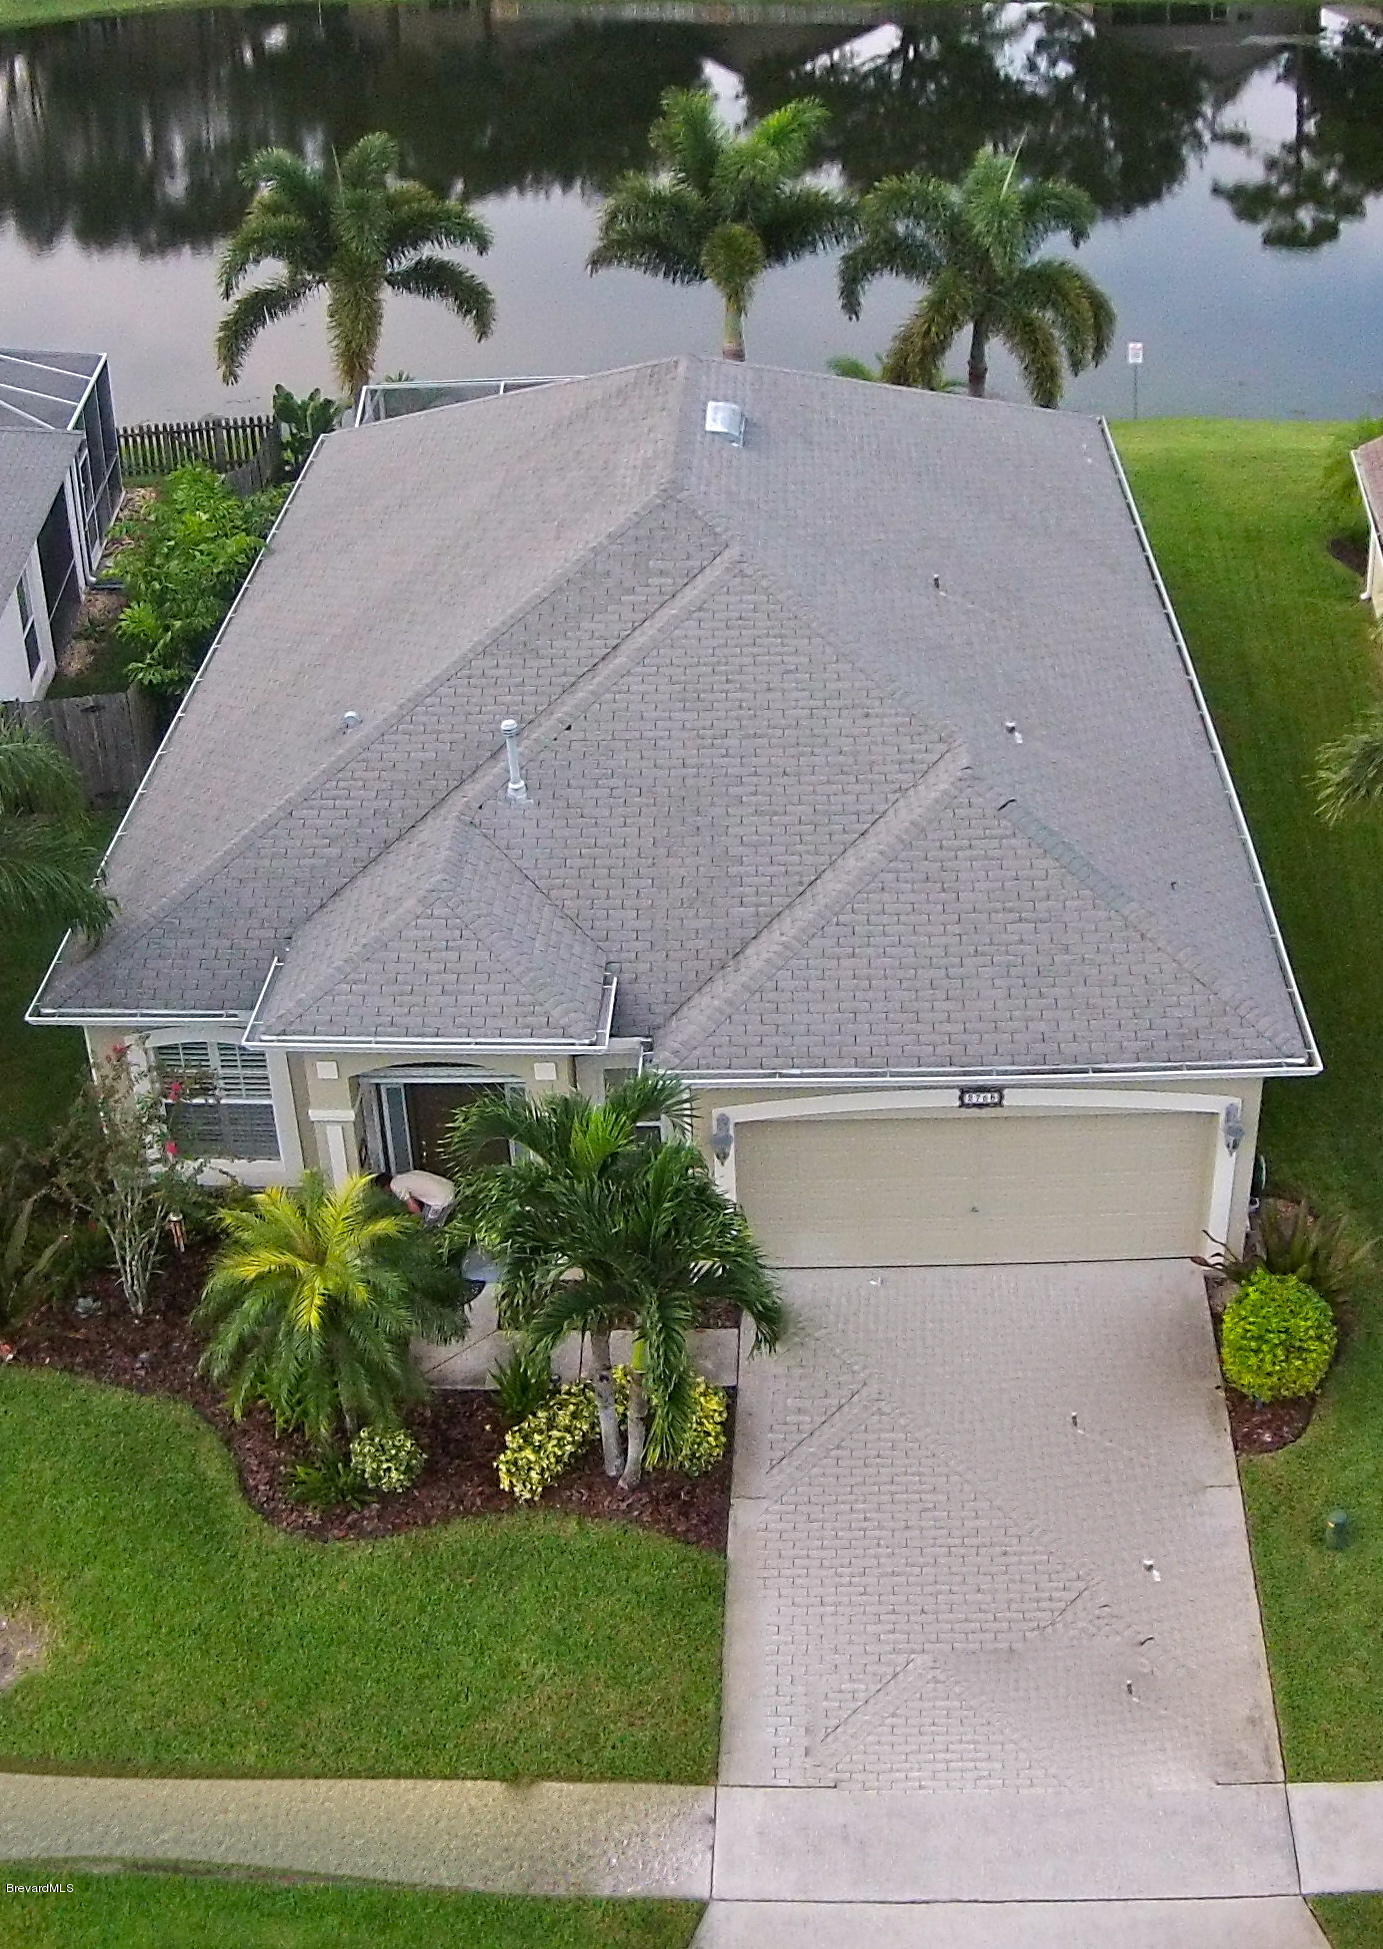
<box><xmin>967</xmin><ymin>321</ymin><xmax>988</xmax><ymax>398</ymax></box>
<box><xmin>721</xmin><ymin>294</ymin><xmax>746</xmax><ymax>362</ymax></box>
<box><xmin>620</xmin><ymin>1363</ymin><xmax>648</xmax><ymax>1491</ymax></box>
<box><xmin>587</xmin><ymin>1326</ymin><xmax>624</xmax><ymax>1478</ymax></box>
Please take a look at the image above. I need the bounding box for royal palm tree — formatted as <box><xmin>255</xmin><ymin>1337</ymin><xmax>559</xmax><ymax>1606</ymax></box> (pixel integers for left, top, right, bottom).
<box><xmin>448</xmin><ymin>1073</ymin><xmax>782</xmax><ymax>1487</ymax></box>
<box><xmin>216</xmin><ymin>132</ymin><xmax>495</xmax><ymax>396</ymax></box>
<box><xmin>588</xmin><ymin>88</ymin><xmax>853</xmax><ymax>360</ymax></box>
<box><xmin>195</xmin><ymin>1172</ymin><xmax>466</xmax><ymax>1447</ymax></box>
<box><xmin>839</xmin><ymin>147</ymin><xmax>1114</xmax><ymax>404</ymax></box>
<box><xmin>0</xmin><ymin>715</ymin><xmax>111</xmax><ymax>939</ymax></box>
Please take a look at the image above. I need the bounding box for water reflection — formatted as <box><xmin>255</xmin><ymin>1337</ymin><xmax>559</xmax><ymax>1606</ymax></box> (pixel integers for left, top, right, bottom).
<box><xmin>0</xmin><ymin>2</ymin><xmax>1378</xmax><ymax>416</ymax></box>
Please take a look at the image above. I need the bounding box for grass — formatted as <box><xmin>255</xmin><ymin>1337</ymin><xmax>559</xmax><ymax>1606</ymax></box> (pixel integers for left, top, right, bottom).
<box><xmin>0</xmin><ymin>1367</ymin><xmax>723</xmax><ymax>1780</ymax></box>
<box><xmin>0</xmin><ymin>1866</ymin><xmax>700</xmax><ymax>1949</ymax></box>
<box><xmin>1115</xmin><ymin>419</ymin><xmax>1383</xmax><ymax>1786</ymax></box>
<box><xmin>0</xmin><ymin>913</ymin><xmax>87</xmax><ymax>1144</ymax></box>
<box><xmin>1312</xmin><ymin>1899</ymin><xmax>1383</xmax><ymax>1948</ymax></box>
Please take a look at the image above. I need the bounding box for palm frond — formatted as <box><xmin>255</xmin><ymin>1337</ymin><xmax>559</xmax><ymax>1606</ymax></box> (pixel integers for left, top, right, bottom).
<box><xmin>0</xmin><ymin>716</ymin><xmax>85</xmax><ymax>817</ymax></box>
<box><xmin>997</xmin><ymin>308</ymin><xmax>1064</xmax><ymax>408</ymax></box>
<box><xmin>0</xmin><ymin>811</ymin><xmax>112</xmax><ymax>937</ymax></box>
<box><xmin>215</xmin><ymin>276</ymin><xmax>312</xmax><ymax>385</ymax></box>
<box><xmin>385</xmin><ymin>256</ymin><xmax>495</xmax><ymax>340</ymax></box>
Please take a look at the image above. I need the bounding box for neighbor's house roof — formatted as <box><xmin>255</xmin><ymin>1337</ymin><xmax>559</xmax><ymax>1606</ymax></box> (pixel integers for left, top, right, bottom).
<box><xmin>0</xmin><ymin>429</ymin><xmax>80</xmax><ymax>600</ymax></box>
<box><xmin>1355</xmin><ymin>434</ymin><xmax>1383</xmax><ymax>536</ymax></box>
<box><xmin>33</xmin><ymin>358</ymin><xmax>1315</xmax><ymax>1078</ymax></box>
<box><xmin>0</xmin><ymin>349</ymin><xmax>105</xmax><ymax>434</ymax></box>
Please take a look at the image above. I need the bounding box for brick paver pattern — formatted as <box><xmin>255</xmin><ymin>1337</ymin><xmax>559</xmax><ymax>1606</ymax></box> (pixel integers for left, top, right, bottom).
<box><xmin>723</xmin><ymin>1263</ymin><xmax>1282</xmax><ymax>1792</ymax></box>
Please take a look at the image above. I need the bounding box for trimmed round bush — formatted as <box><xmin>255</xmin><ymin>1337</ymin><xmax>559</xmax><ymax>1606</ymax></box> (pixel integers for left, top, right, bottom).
<box><xmin>1221</xmin><ymin>1270</ymin><xmax>1336</xmax><ymax>1403</ymax></box>
<box><xmin>350</xmin><ymin>1426</ymin><xmax>426</xmax><ymax>1494</ymax></box>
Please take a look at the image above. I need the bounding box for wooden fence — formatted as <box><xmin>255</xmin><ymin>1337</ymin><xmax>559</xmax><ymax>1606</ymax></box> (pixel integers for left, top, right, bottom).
<box><xmin>16</xmin><ymin>687</ymin><xmax>160</xmax><ymax>807</ymax></box>
<box><xmin>118</xmin><ymin>415</ymin><xmax>276</xmax><ymax>481</ymax></box>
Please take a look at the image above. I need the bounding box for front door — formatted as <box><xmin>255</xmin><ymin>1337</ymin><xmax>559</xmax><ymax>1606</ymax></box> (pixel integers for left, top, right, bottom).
<box><xmin>376</xmin><ymin>1078</ymin><xmax>511</xmax><ymax>1175</ymax></box>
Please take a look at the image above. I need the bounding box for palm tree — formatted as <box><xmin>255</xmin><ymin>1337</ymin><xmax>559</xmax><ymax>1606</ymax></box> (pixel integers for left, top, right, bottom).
<box><xmin>216</xmin><ymin>132</ymin><xmax>495</xmax><ymax>397</ymax></box>
<box><xmin>195</xmin><ymin>1171</ymin><xmax>467</xmax><ymax>1447</ymax></box>
<box><xmin>588</xmin><ymin>88</ymin><xmax>853</xmax><ymax>361</ymax></box>
<box><xmin>839</xmin><ymin>147</ymin><xmax>1115</xmax><ymax>405</ymax></box>
<box><xmin>1316</xmin><ymin>696</ymin><xmax>1383</xmax><ymax>824</ymax></box>
<box><xmin>448</xmin><ymin>1074</ymin><xmax>782</xmax><ymax>1487</ymax></box>
<box><xmin>0</xmin><ymin>715</ymin><xmax>112</xmax><ymax>939</ymax></box>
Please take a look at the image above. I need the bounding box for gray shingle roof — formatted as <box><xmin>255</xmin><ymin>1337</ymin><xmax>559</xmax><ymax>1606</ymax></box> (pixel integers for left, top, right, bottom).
<box><xmin>0</xmin><ymin>430</ymin><xmax>79</xmax><ymax>601</ymax></box>
<box><xmin>38</xmin><ymin>358</ymin><xmax>1313</xmax><ymax>1077</ymax></box>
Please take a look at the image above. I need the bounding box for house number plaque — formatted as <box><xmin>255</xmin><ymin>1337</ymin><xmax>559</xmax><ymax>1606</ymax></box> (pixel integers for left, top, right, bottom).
<box><xmin>958</xmin><ymin>1086</ymin><xmax>1004</xmax><ymax>1109</ymax></box>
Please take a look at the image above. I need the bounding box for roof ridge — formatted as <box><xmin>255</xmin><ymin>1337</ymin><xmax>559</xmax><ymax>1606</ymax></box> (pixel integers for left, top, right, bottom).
<box><xmin>656</xmin><ymin>743</ymin><xmax>969</xmax><ymax>1065</ymax></box>
<box><xmin>442</xmin><ymin>828</ymin><xmax>607</xmax><ymax>1040</ymax></box>
<box><xmin>996</xmin><ymin>793</ymin><xmax>1304</xmax><ymax>1057</ymax></box>
<box><xmin>47</xmin><ymin>486</ymin><xmax>708</xmax><ymax>1004</ymax></box>
<box><xmin>260</xmin><ymin>809</ymin><xmax>479</xmax><ymax>1033</ymax></box>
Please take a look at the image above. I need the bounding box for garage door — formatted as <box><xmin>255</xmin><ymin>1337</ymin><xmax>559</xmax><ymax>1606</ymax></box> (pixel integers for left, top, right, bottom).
<box><xmin>733</xmin><ymin>1111</ymin><xmax>1216</xmax><ymax>1267</ymax></box>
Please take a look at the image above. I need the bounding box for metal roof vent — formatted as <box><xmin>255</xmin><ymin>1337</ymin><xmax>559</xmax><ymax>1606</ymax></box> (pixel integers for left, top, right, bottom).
<box><xmin>501</xmin><ymin>716</ymin><xmax>528</xmax><ymax>803</ymax></box>
<box><xmin>704</xmin><ymin>400</ymin><xmax>746</xmax><ymax>446</ymax></box>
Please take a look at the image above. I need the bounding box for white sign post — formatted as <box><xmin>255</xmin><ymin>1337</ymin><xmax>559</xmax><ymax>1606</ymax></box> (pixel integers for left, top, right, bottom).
<box><xmin>1127</xmin><ymin>341</ymin><xmax>1144</xmax><ymax>420</ymax></box>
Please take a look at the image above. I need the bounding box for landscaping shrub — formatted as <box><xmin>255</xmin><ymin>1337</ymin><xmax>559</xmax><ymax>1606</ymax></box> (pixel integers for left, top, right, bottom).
<box><xmin>1254</xmin><ymin>1198</ymin><xmax>1371</xmax><ymax>1311</ymax></box>
<box><xmin>497</xmin><ymin>1384</ymin><xmax>598</xmax><ymax>1503</ymax></box>
<box><xmin>286</xmin><ymin>1452</ymin><xmax>371</xmax><ymax>1512</ymax></box>
<box><xmin>115</xmin><ymin>466</ymin><xmax>285</xmax><ymax>697</ymax></box>
<box><xmin>492</xmin><ymin>1343</ymin><xmax>554</xmax><ymax>1426</ymax></box>
<box><xmin>497</xmin><ymin>1369</ymin><xmax>729</xmax><ymax>1502</ymax></box>
<box><xmin>615</xmin><ymin>1367</ymin><xmax>727</xmax><ymax>1477</ymax></box>
<box><xmin>1221</xmin><ymin>1271</ymin><xmax>1337</xmax><ymax>1403</ymax></box>
<box><xmin>350</xmin><ymin>1426</ymin><xmax>425</xmax><ymax>1494</ymax></box>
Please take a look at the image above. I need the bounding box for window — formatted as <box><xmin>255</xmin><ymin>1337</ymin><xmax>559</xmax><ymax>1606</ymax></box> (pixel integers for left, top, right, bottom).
<box><xmin>15</xmin><ymin>575</ymin><xmax>41</xmax><ymax>678</ymax></box>
<box><xmin>154</xmin><ymin>1040</ymin><xmax>279</xmax><ymax>1161</ymax></box>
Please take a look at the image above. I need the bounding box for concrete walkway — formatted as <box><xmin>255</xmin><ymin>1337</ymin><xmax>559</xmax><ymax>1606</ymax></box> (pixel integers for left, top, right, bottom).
<box><xmin>0</xmin><ymin>1775</ymin><xmax>714</xmax><ymax>1898</ymax></box>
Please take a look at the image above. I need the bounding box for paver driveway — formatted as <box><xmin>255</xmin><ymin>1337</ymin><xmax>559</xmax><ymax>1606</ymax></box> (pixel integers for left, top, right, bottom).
<box><xmin>720</xmin><ymin>1261</ymin><xmax>1281</xmax><ymax>1792</ymax></box>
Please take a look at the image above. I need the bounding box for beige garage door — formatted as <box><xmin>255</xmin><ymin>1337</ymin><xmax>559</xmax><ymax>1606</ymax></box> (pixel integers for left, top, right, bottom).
<box><xmin>733</xmin><ymin>1111</ymin><xmax>1216</xmax><ymax>1267</ymax></box>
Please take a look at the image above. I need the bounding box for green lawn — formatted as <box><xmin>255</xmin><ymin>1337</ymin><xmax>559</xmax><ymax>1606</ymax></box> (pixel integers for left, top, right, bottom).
<box><xmin>0</xmin><ymin>1368</ymin><xmax>723</xmax><ymax>1780</ymax></box>
<box><xmin>1312</xmin><ymin>1898</ymin><xmax>1383</xmax><ymax>1949</ymax></box>
<box><xmin>1116</xmin><ymin>419</ymin><xmax>1383</xmax><ymax>1785</ymax></box>
<box><xmin>0</xmin><ymin>914</ymin><xmax>87</xmax><ymax>1144</ymax></box>
<box><xmin>0</xmin><ymin>1866</ymin><xmax>700</xmax><ymax>1949</ymax></box>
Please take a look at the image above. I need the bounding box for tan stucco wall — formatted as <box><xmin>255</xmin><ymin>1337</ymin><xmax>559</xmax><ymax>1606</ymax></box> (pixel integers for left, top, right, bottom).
<box><xmin>80</xmin><ymin>1030</ymin><xmax>1267</xmax><ymax>1251</ymax></box>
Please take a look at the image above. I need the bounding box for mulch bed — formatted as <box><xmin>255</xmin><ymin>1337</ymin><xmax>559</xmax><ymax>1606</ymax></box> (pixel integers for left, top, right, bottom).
<box><xmin>1223</xmin><ymin>1385</ymin><xmax>1314</xmax><ymax>1455</ymax></box>
<box><xmin>13</xmin><ymin>1243</ymin><xmax>731</xmax><ymax>1552</ymax></box>
<box><xmin>1328</xmin><ymin>533</ymin><xmax>1368</xmax><ymax>577</ymax></box>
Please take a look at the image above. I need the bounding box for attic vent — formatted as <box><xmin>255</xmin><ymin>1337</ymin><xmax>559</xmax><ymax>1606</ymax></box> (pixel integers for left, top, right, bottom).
<box><xmin>704</xmin><ymin>400</ymin><xmax>746</xmax><ymax>445</ymax></box>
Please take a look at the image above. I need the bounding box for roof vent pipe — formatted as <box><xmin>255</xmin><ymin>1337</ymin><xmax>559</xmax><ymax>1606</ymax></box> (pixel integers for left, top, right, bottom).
<box><xmin>501</xmin><ymin>717</ymin><xmax>528</xmax><ymax>803</ymax></box>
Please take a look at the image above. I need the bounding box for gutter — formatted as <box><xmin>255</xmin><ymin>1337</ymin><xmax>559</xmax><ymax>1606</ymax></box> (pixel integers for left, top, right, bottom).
<box><xmin>1099</xmin><ymin>420</ymin><xmax>1321</xmax><ymax>1077</ymax></box>
<box><xmin>676</xmin><ymin>1057</ymin><xmax>1317</xmax><ymax>1089</ymax></box>
<box><xmin>240</xmin><ymin>964</ymin><xmax>623</xmax><ymax>1056</ymax></box>
<box><xmin>26</xmin><ymin>439</ymin><xmax>329</xmax><ymax>1029</ymax></box>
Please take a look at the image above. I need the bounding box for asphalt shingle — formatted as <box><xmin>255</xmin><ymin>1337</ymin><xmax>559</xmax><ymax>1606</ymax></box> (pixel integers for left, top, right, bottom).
<box><xmin>37</xmin><ymin>358</ymin><xmax>1313</xmax><ymax>1077</ymax></box>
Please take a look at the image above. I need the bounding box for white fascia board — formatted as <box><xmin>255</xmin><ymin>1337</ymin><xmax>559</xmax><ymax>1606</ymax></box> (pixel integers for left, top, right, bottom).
<box><xmin>680</xmin><ymin>1057</ymin><xmax>1318</xmax><ymax>1088</ymax></box>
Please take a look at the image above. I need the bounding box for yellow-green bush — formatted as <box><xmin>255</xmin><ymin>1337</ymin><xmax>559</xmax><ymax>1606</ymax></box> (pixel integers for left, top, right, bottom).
<box><xmin>1221</xmin><ymin>1270</ymin><xmax>1337</xmax><ymax>1403</ymax></box>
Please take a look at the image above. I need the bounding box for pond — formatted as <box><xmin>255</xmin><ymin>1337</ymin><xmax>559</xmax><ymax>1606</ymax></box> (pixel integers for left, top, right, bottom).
<box><xmin>0</xmin><ymin>1</ymin><xmax>1379</xmax><ymax>420</ymax></box>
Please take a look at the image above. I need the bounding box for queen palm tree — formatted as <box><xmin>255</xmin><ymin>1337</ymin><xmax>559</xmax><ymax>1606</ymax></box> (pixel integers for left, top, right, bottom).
<box><xmin>195</xmin><ymin>1171</ymin><xmax>466</xmax><ymax>1447</ymax></box>
<box><xmin>839</xmin><ymin>147</ymin><xmax>1114</xmax><ymax>404</ymax></box>
<box><xmin>0</xmin><ymin>715</ymin><xmax>112</xmax><ymax>939</ymax></box>
<box><xmin>216</xmin><ymin>132</ymin><xmax>495</xmax><ymax>397</ymax></box>
<box><xmin>588</xmin><ymin>88</ymin><xmax>853</xmax><ymax>361</ymax></box>
<box><xmin>448</xmin><ymin>1073</ymin><xmax>782</xmax><ymax>1487</ymax></box>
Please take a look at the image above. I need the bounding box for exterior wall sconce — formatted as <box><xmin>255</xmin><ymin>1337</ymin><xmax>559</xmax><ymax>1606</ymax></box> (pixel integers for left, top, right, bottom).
<box><xmin>711</xmin><ymin>1113</ymin><xmax>734</xmax><ymax>1165</ymax></box>
<box><xmin>1222</xmin><ymin>1103</ymin><xmax>1245</xmax><ymax>1154</ymax></box>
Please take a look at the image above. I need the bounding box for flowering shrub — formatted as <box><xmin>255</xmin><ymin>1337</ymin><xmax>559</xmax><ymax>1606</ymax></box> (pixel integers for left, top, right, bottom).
<box><xmin>497</xmin><ymin>1384</ymin><xmax>598</xmax><ymax>1503</ymax></box>
<box><xmin>1221</xmin><ymin>1270</ymin><xmax>1336</xmax><ymax>1403</ymax></box>
<box><xmin>497</xmin><ymin>1368</ymin><xmax>729</xmax><ymax>1501</ymax></box>
<box><xmin>350</xmin><ymin>1425</ymin><xmax>426</xmax><ymax>1493</ymax></box>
